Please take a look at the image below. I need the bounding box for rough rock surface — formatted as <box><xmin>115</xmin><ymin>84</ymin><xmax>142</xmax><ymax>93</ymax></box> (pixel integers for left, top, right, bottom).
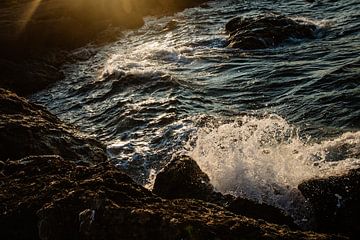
<box><xmin>0</xmin><ymin>88</ymin><xmax>106</xmax><ymax>162</ymax></box>
<box><xmin>0</xmin><ymin>0</ymin><xmax>208</xmax><ymax>95</ymax></box>
<box><xmin>153</xmin><ymin>155</ymin><xmax>297</xmax><ymax>228</ymax></box>
<box><xmin>298</xmin><ymin>168</ymin><xmax>360</xmax><ymax>238</ymax></box>
<box><xmin>0</xmin><ymin>155</ymin><xmax>340</xmax><ymax>240</ymax></box>
<box><xmin>226</xmin><ymin>13</ymin><xmax>317</xmax><ymax>49</ymax></box>
<box><xmin>153</xmin><ymin>155</ymin><xmax>216</xmax><ymax>201</ymax></box>
<box><xmin>0</xmin><ymin>90</ymin><xmax>341</xmax><ymax>240</ymax></box>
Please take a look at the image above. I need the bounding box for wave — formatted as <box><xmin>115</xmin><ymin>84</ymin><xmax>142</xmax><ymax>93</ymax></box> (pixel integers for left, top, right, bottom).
<box><xmin>186</xmin><ymin>114</ymin><xmax>360</xmax><ymax>227</ymax></box>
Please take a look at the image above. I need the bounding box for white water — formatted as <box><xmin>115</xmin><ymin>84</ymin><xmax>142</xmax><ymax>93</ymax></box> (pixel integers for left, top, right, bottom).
<box><xmin>187</xmin><ymin>114</ymin><xmax>360</xmax><ymax>227</ymax></box>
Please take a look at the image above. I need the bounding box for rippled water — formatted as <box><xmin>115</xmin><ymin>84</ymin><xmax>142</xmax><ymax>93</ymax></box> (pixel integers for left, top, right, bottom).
<box><xmin>32</xmin><ymin>0</ymin><xmax>360</xmax><ymax>226</ymax></box>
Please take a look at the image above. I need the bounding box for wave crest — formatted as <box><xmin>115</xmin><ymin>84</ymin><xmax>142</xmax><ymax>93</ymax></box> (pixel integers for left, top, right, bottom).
<box><xmin>187</xmin><ymin>114</ymin><xmax>360</xmax><ymax>226</ymax></box>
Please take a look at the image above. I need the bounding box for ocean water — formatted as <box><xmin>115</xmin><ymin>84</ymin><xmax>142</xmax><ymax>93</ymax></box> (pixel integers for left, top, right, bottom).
<box><xmin>32</xmin><ymin>0</ymin><xmax>360</xmax><ymax>227</ymax></box>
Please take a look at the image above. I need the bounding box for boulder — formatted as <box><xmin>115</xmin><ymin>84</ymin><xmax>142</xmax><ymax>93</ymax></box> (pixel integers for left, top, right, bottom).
<box><xmin>0</xmin><ymin>155</ymin><xmax>341</xmax><ymax>240</ymax></box>
<box><xmin>153</xmin><ymin>155</ymin><xmax>298</xmax><ymax>228</ymax></box>
<box><xmin>153</xmin><ymin>155</ymin><xmax>216</xmax><ymax>201</ymax></box>
<box><xmin>226</xmin><ymin>13</ymin><xmax>317</xmax><ymax>49</ymax></box>
<box><xmin>298</xmin><ymin>168</ymin><xmax>360</xmax><ymax>238</ymax></box>
<box><xmin>0</xmin><ymin>88</ymin><xmax>107</xmax><ymax>163</ymax></box>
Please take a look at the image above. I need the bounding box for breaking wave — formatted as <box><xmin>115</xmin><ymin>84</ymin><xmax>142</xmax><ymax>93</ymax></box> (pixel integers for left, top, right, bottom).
<box><xmin>187</xmin><ymin>114</ymin><xmax>360</xmax><ymax>227</ymax></box>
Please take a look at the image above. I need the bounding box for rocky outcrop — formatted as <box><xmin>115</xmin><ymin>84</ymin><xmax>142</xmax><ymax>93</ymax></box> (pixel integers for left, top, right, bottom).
<box><xmin>0</xmin><ymin>0</ymin><xmax>208</xmax><ymax>96</ymax></box>
<box><xmin>0</xmin><ymin>155</ymin><xmax>340</xmax><ymax>240</ymax></box>
<box><xmin>0</xmin><ymin>155</ymin><xmax>151</xmax><ymax>240</ymax></box>
<box><xmin>226</xmin><ymin>13</ymin><xmax>317</xmax><ymax>49</ymax></box>
<box><xmin>153</xmin><ymin>155</ymin><xmax>297</xmax><ymax>228</ymax></box>
<box><xmin>0</xmin><ymin>88</ymin><xmax>106</xmax><ymax>163</ymax></box>
<box><xmin>0</xmin><ymin>90</ymin><xmax>341</xmax><ymax>239</ymax></box>
<box><xmin>298</xmin><ymin>168</ymin><xmax>360</xmax><ymax>238</ymax></box>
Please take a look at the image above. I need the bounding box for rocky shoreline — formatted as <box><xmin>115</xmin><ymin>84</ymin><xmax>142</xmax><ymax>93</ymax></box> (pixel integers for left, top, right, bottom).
<box><xmin>0</xmin><ymin>0</ymin><xmax>208</xmax><ymax>95</ymax></box>
<box><xmin>1</xmin><ymin>1</ymin><xmax>359</xmax><ymax>239</ymax></box>
<box><xmin>0</xmin><ymin>88</ymin><xmax>347</xmax><ymax>240</ymax></box>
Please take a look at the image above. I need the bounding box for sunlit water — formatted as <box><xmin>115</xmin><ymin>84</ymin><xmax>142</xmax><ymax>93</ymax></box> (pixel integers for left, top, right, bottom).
<box><xmin>32</xmin><ymin>0</ymin><xmax>360</xmax><ymax>227</ymax></box>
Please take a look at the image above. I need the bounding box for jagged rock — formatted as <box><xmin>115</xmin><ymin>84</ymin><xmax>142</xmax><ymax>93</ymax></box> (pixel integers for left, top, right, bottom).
<box><xmin>153</xmin><ymin>155</ymin><xmax>216</xmax><ymax>201</ymax></box>
<box><xmin>298</xmin><ymin>168</ymin><xmax>360</xmax><ymax>238</ymax></box>
<box><xmin>0</xmin><ymin>88</ymin><xmax>106</xmax><ymax>163</ymax></box>
<box><xmin>153</xmin><ymin>155</ymin><xmax>299</xmax><ymax>228</ymax></box>
<box><xmin>226</xmin><ymin>13</ymin><xmax>317</xmax><ymax>49</ymax></box>
<box><xmin>0</xmin><ymin>155</ymin><xmax>151</xmax><ymax>240</ymax></box>
<box><xmin>0</xmin><ymin>154</ymin><xmax>341</xmax><ymax>240</ymax></box>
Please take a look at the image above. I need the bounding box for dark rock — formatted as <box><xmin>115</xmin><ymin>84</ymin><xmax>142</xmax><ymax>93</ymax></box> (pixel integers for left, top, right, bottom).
<box><xmin>0</xmin><ymin>88</ymin><xmax>107</xmax><ymax>163</ymax></box>
<box><xmin>163</xmin><ymin>19</ymin><xmax>179</xmax><ymax>31</ymax></box>
<box><xmin>0</xmin><ymin>155</ymin><xmax>151</xmax><ymax>240</ymax></box>
<box><xmin>228</xmin><ymin>198</ymin><xmax>298</xmax><ymax>229</ymax></box>
<box><xmin>153</xmin><ymin>155</ymin><xmax>215</xmax><ymax>201</ymax></box>
<box><xmin>0</xmin><ymin>0</ymin><xmax>209</xmax><ymax>95</ymax></box>
<box><xmin>298</xmin><ymin>168</ymin><xmax>360</xmax><ymax>238</ymax></box>
<box><xmin>153</xmin><ymin>155</ymin><xmax>299</xmax><ymax>228</ymax></box>
<box><xmin>0</xmin><ymin>58</ymin><xmax>65</xmax><ymax>96</ymax></box>
<box><xmin>0</xmin><ymin>155</ymin><xmax>337</xmax><ymax>240</ymax></box>
<box><xmin>226</xmin><ymin>13</ymin><xmax>318</xmax><ymax>49</ymax></box>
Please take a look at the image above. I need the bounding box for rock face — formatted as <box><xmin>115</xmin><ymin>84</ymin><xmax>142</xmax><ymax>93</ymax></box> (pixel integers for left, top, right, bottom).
<box><xmin>298</xmin><ymin>168</ymin><xmax>360</xmax><ymax>238</ymax></box>
<box><xmin>0</xmin><ymin>88</ymin><xmax>107</xmax><ymax>163</ymax></box>
<box><xmin>153</xmin><ymin>155</ymin><xmax>216</xmax><ymax>201</ymax></box>
<box><xmin>153</xmin><ymin>155</ymin><xmax>297</xmax><ymax>228</ymax></box>
<box><xmin>0</xmin><ymin>155</ymin><xmax>339</xmax><ymax>240</ymax></box>
<box><xmin>226</xmin><ymin>13</ymin><xmax>317</xmax><ymax>49</ymax></box>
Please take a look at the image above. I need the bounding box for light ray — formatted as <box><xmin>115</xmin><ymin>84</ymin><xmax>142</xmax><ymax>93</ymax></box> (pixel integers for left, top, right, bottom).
<box><xmin>17</xmin><ymin>0</ymin><xmax>42</xmax><ymax>34</ymax></box>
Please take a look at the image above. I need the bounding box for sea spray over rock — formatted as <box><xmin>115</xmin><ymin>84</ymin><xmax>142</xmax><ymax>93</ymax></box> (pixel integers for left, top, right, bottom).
<box><xmin>187</xmin><ymin>114</ymin><xmax>360</xmax><ymax>227</ymax></box>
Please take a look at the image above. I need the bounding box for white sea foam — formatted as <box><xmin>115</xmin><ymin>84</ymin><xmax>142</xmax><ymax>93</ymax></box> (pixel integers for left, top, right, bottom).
<box><xmin>291</xmin><ymin>16</ymin><xmax>333</xmax><ymax>29</ymax></box>
<box><xmin>186</xmin><ymin>114</ymin><xmax>360</xmax><ymax>227</ymax></box>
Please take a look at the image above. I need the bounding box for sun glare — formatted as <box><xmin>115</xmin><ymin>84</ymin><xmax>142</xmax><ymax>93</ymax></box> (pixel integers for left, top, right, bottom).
<box><xmin>18</xmin><ymin>0</ymin><xmax>42</xmax><ymax>34</ymax></box>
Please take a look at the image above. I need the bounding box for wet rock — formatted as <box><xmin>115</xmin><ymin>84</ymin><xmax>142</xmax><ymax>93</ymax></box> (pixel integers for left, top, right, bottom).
<box><xmin>226</xmin><ymin>13</ymin><xmax>317</xmax><ymax>49</ymax></box>
<box><xmin>298</xmin><ymin>168</ymin><xmax>360</xmax><ymax>238</ymax></box>
<box><xmin>228</xmin><ymin>198</ymin><xmax>298</xmax><ymax>229</ymax></box>
<box><xmin>163</xmin><ymin>19</ymin><xmax>179</xmax><ymax>31</ymax></box>
<box><xmin>0</xmin><ymin>88</ymin><xmax>106</xmax><ymax>163</ymax></box>
<box><xmin>153</xmin><ymin>155</ymin><xmax>216</xmax><ymax>201</ymax></box>
<box><xmin>153</xmin><ymin>155</ymin><xmax>298</xmax><ymax>228</ymax></box>
<box><xmin>0</xmin><ymin>154</ymin><xmax>340</xmax><ymax>240</ymax></box>
<box><xmin>32</xmin><ymin>156</ymin><xmax>337</xmax><ymax>240</ymax></box>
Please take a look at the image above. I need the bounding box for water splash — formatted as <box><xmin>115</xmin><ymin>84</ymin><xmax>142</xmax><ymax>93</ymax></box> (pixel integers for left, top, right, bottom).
<box><xmin>187</xmin><ymin>114</ymin><xmax>360</xmax><ymax>226</ymax></box>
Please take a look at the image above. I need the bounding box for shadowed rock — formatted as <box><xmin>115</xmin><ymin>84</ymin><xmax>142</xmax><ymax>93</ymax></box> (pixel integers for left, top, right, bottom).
<box><xmin>0</xmin><ymin>90</ymin><xmax>345</xmax><ymax>239</ymax></box>
<box><xmin>228</xmin><ymin>198</ymin><xmax>298</xmax><ymax>229</ymax></box>
<box><xmin>298</xmin><ymin>168</ymin><xmax>360</xmax><ymax>238</ymax></box>
<box><xmin>0</xmin><ymin>88</ymin><xmax>106</xmax><ymax>163</ymax></box>
<box><xmin>153</xmin><ymin>155</ymin><xmax>298</xmax><ymax>229</ymax></box>
<box><xmin>153</xmin><ymin>155</ymin><xmax>216</xmax><ymax>200</ymax></box>
<box><xmin>226</xmin><ymin>13</ymin><xmax>318</xmax><ymax>49</ymax></box>
<box><xmin>0</xmin><ymin>155</ymin><xmax>341</xmax><ymax>240</ymax></box>
<box><xmin>0</xmin><ymin>0</ymin><xmax>208</xmax><ymax>95</ymax></box>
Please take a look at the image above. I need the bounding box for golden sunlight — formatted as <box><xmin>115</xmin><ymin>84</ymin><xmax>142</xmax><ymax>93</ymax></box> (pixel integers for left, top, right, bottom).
<box><xmin>18</xmin><ymin>0</ymin><xmax>42</xmax><ymax>33</ymax></box>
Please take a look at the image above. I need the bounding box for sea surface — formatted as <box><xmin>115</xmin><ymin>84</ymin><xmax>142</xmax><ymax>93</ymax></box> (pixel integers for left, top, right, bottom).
<box><xmin>32</xmin><ymin>0</ymin><xmax>360</xmax><ymax>227</ymax></box>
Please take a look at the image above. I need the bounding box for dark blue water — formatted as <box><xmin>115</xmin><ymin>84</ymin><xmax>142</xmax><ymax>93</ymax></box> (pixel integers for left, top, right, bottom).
<box><xmin>32</xmin><ymin>0</ymin><xmax>360</xmax><ymax>226</ymax></box>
